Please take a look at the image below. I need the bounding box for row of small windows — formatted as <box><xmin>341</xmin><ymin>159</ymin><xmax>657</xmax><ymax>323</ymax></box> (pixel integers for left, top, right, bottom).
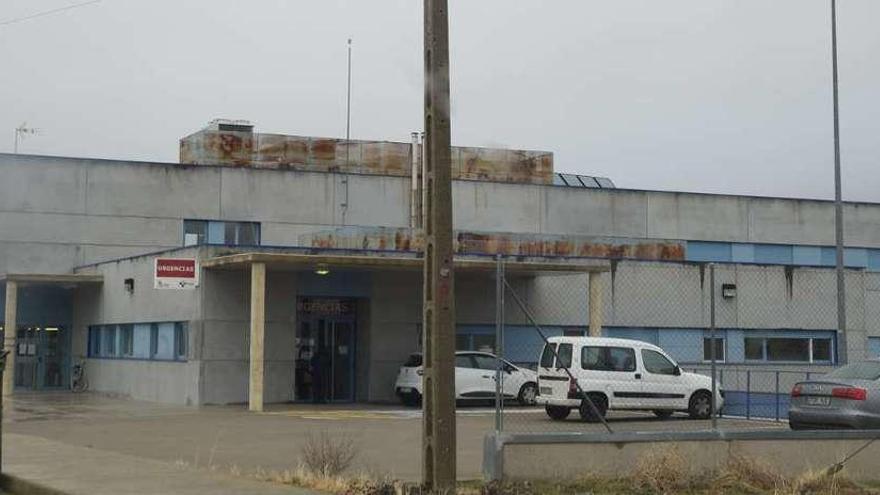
<box><xmin>687</xmin><ymin>241</ymin><xmax>880</xmax><ymax>271</ymax></box>
<box><xmin>183</xmin><ymin>220</ymin><xmax>260</xmax><ymax>247</ymax></box>
<box><xmin>88</xmin><ymin>322</ymin><xmax>187</xmax><ymax>361</ymax></box>
<box><xmin>456</xmin><ymin>326</ymin><xmax>837</xmax><ymax>368</ymax></box>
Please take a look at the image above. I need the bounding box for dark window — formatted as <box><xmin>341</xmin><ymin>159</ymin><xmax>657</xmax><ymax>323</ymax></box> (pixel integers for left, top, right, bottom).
<box><xmin>455</xmin><ymin>334</ymin><xmax>470</xmax><ymax>351</ymax></box>
<box><xmin>563</xmin><ymin>329</ymin><xmax>585</xmax><ymax>337</ymax></box>
<box><xmin>766</xmin><ymin>338</ymin><xmax>810</xmax><ymax>362</ymax></box>
<box><xmin>88</xmin><ymin>326</ymin><xmax>101</xmax><ymax>357</ymax></box>
<box><xmin>642</xmin><ymin>349</ymin><xmax>677</xmax><ymax>375</ymax></box>
<box><xmin>812</xmin><ymin>339</ymin><xmax>832</xmax><ymax>362</ymax></box>
<box><xmin>455</xmin><ymin>355</ymin><xmax>476</xmax><ymax>369</ymax></box>
<box><xmin>581</xmin><ymin>346</ymin><xmax>636</xmax><ymax>372</ymax></box>
<box><xmin>119</xmin><ymin>324</ymin><xmax>134</xmax><ymax>357</ymax></box>
<box><xmin>404</xmin><ymin>354</ymin><xmax>423</xmax><ymax>367</ymax></box>
<box><xmin>183</xmin><ymin>220</ymin><xmax>208</xmax><ymax>246</ymax></box>
<box><xmin>703</xmin><ymin>338</ymin><xmax>725</xmax><ymax>361</ymax></box>
<box><xmin>183</xmin><ymin>220</ymin><xmax>260</xmax><ymax>246</ymax></box>
<box><xmin>745</xmin><ymin>338</ymin><xmax>764</xmax><ymax>360</ymax></box>
<box><xmin>556</xmin><ymin>344</ymin><xmax>573</xmax><ymax>369</ymax></box>
<box><xmin>175</xmin><ymin>323</ymin><xmax>187</xmax><ymax>360</ymax></box>
<box><xmin>540</xmin><ymin>344</ymin><xmax>557</xmax><ymax>368</ymax></box>
<box><xmin>150</xmin><ymin>323</ymin><xmax>159</xmax><ymax>358</ymax></box>
<box><xmin>472</xmin><ymin>354</ymin><xmax>498</xmax><ymax>371</ymax></box>
<box><xmin>101</xmin><ymin>326</ymin><xmax>117</xmax><ymax>357</ymax></box>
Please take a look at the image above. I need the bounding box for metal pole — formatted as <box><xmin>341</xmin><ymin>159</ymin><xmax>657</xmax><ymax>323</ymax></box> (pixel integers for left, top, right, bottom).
<box><xmin>746</xmin><ymin>370</ymin><xmax>751</xmax><ymax>420</ymax></box>
<box><xmin>422</xmin><ymin>0</ymin><xmax>456</xmax><ymax>489</ymax></box>
<box><xmin>346</xmin><ymin>38</ymin><xmax>352</xmax><ymax>151</ymax></box>
<box><xmin>494</xmin><ymin>256</ymin><xmax>503</xmax><ymax>433</ymax></box>
<box><xmin>709</xmin><ymin>263</ymin><xmax>717</xmax><ymax>429</ymax></box>
<box><xmin>831</xmin><ymin>0</ymin><xmax>848</xmax><ymax>365</ymax></box>
<box><xmin>0</xmin><ymin>350</ymin><xmax>7</xmax><ymax>472</ymax></box>
<box><xmin>775</xmin><ymin>371</ymin><xmax>781</xmax><ymax>422</ymax></box>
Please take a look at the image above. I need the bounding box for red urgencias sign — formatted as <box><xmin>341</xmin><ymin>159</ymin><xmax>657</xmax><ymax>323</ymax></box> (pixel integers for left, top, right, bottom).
<box><xmin>154</xmin><ymin>258</ymin><xmax>199</xmax><ymax>289</ymax></box>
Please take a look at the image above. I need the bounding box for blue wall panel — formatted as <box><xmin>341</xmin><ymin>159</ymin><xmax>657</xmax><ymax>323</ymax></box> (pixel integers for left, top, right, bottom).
<box><xmin>754</xmin><ymin>244</ymin><xmax>793</xmax><ymax>265</ymax></box>
<box><xmin>603</xmin><ymin>327</ymin><xmax>659</xmax><ymax>346</ymax></box>
<box><xmin>658</xmin><ymin>329</ymin><xmax>703</xmax><ymax>363</ymax></box>
<box><xmin>844</xmin><ymin>248</ymin><xmax>869</xmax><ymax>268</ymax></box>
<box><xmin>793</xmin><ymin>246</ymin><xmax>823</xmax><ymax>266</ymax></box>
<box><xmin>731</xmin><ymin>244</ymin><xmax>755</xmax><ymax>263</ymax></box>
<box><xmin>869</xmin><ymin>337</ymin><xmax>880</xmax><ymax>358</ymax></box>
<box><xmin>869</xmin><ymin>251</ymin><xmax>880</xmax><ymax>271</ymax></box>
<box><xmin>687</xmin><ymin>242</ymin><xmax>732</xmax><ymax>262</ymax></box>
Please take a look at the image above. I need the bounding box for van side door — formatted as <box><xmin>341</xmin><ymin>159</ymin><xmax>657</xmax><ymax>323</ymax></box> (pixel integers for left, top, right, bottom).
<box><xmin>580</xmin><ymin>345</ymin><xmax>644</xmax><ymax>409</ymax></box>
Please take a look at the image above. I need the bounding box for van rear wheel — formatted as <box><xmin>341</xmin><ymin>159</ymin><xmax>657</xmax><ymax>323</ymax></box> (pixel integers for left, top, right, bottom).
<box><xmin>578</xmin><ymin>394</ymin><xmax>608</xmax><ymax>422</ymax></box>
<box><xmin>545</xmin><ymin>405</ymin><xmax>570</xmax><ymax>421</ymax></box>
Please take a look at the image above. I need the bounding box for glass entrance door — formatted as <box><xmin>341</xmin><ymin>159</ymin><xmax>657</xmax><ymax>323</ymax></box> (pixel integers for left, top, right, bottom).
<box><xmin>14</xmin><ymin>326</ymin><xmax>69</xmax><ymax>390</ymax></box>
<box><xmin>295</xmin><ymin>298</ymin><xmax>357</xmax><ymax>403</ymax></box>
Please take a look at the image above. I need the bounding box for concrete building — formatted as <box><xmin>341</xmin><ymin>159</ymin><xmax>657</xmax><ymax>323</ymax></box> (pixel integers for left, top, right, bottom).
<box><xmin>2</xmin><ymin>121</ymin><xmax>879</xmax><ymax>407</ymax></box>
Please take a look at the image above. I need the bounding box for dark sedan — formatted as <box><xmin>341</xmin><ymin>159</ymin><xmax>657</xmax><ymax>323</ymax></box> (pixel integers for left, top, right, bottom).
<box><xmin>789</xmin><ymin>360</ymin><xmax>880</xmax><ymax>430</ymax></box>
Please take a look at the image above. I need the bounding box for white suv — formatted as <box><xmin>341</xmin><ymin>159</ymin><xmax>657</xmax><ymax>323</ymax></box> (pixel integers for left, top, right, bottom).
<box><xmin>536</xmin><ymin>337</ymin><xmax>723</xmax><ymax>421</ymax></box>
<box><xmin>394</xmin><ymin>351</ymin><xmax>539</xmax><ymax>407</ymax></box>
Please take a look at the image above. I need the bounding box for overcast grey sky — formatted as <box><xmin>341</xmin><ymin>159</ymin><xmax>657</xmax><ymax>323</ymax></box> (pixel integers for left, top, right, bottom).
<box><xmin>2</xmin><ymin>0</ymin><xmax>878</xmax><ymax>201</ymax></box>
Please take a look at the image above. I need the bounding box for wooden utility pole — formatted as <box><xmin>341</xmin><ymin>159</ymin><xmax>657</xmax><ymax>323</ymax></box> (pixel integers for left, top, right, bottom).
<box><xmin>422</xmin><ymin>0</ymin><xmax>456</xmax><ymax>490</ymax></box>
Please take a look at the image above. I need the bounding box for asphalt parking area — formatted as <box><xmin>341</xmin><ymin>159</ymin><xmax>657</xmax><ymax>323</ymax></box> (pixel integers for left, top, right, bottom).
<box><xmin>3</xmin><ymin>393</ymin><xmax>786</xmax><ymax>482</ymax></box>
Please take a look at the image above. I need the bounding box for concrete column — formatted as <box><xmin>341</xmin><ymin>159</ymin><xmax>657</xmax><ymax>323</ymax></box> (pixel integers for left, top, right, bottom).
<box><xmin>588</xmin><ymin>272</ymin><xmax>603</xmax><ymax>337</ymax></box>
<box><xmin>249</xmin><ymin>263</ymin><xmax>266</xmax><ymax>412</ymax></box>
<box><xmin>3</xmin><ymin>281</ymin><xmax>18</xmax><ymax>397</ymax></box>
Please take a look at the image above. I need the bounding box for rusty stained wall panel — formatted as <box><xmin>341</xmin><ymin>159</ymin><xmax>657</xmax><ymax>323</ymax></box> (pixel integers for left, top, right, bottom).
<box><xmin>454</xmin><ymin>147</ymin><xmax>553</xmax><ymax>185</ymax></box>
<box><xmin>179</xmin><ymin>130</ymin><xmax>553</xmax><ymax>184</ymax></box>
<box><xmin>299</xmin><ymin>227</ymin><xmax>687</xmax><ymax>261</ymax></box>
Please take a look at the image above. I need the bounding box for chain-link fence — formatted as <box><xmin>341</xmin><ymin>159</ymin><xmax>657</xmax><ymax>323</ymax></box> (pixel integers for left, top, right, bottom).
<box><xmin>489</xmin><ymin>255</ymin><xmax>868</xmax><ymax>435</ymax></box>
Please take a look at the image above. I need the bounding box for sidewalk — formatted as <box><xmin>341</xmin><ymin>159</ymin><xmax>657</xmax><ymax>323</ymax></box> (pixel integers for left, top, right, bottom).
<box><xmin>2</xmin><ymin>433</ymin><xmax>318</xmax><ymax>495</ymax></box>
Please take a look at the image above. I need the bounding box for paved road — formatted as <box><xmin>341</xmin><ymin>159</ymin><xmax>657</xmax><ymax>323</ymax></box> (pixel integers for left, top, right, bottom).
<box><xmin>3</xmin><ymin>392</ymin><xmax>786</xmax><ymax>483</ymax></box>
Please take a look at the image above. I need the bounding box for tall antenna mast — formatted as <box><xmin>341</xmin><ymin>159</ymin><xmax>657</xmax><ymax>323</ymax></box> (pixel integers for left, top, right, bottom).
<box><xmin>346</xmin><ymin>38</ymin><xmax>352</xmax><ymax>155</ymax></box>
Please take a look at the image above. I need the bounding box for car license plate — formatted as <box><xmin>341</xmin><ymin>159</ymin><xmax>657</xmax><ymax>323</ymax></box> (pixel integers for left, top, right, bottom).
<box><xmin>540</xmin><ymin>387</ymin><xmax>552</xmax><ymax>396</ymax></box>
<box><xmin>399</xmin><ymin>387</ymin><xmax>412</xmax><ymax>393</ymax></box>
<box><xmin>806</xmin><ymin>396</ymin><xmax>831</xmax><ymax>407</ymax></box>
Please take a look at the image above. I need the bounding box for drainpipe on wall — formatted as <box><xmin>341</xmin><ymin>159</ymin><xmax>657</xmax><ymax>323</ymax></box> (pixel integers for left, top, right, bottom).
<box><xmin>410</xmin><ymin>132</ymin><xmax>422</xmax><ymax>229</ymax></box>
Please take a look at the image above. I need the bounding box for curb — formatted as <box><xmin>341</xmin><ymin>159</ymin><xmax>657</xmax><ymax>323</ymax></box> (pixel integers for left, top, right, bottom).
<box><xmin>0</xmin><ymin>474</ymin><xmax>68</xmax><ymax>495</ymax></box>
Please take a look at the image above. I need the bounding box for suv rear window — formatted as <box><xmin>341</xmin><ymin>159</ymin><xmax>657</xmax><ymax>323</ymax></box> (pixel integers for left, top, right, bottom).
<box><xmin>581</xmin><ymin>346</ymin><xmax>636</xmax><ymax>372</ymax></box>
<box><xmin>404</xmin><ymin>354</ymin><xmax>423</xmax><ymax>367</ymax></box>
<box><xmin>540</xmin><ymin>343</ymin><xmax>557</xmax><ymax>368</ymax></box>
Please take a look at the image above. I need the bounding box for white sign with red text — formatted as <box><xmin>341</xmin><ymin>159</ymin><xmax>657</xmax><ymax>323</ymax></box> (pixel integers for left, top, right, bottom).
<box><xmin>154</xmin><ymin>258</ymin><xmax>199</xmax><ymax>290</ymax></box>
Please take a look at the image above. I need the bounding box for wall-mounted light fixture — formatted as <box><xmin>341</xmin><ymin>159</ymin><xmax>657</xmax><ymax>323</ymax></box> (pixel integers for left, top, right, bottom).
<box><xmin>315</xmin><ymin>264</ymin><xmax>330</xmax><ymax>276</ymax></box>
<box><xmin>124</xmin><ymin>278</ymin><xmax>135</xmax><ymax>294</ymax></box>
<box><xmin>722</xmin><ymin>283</ymin><xmax>737</xmax><ymax>299</ymax></box>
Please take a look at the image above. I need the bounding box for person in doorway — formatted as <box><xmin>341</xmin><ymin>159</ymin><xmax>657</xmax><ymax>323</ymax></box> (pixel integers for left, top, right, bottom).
<box><xmin>311</xmin><ymin>344</ymin><xmax>331</xmax><ymax>403</ymax></box>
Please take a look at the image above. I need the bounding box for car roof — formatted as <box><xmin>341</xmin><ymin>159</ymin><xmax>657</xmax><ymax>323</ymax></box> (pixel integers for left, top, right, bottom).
<box><xmin>545</xmin><ymin>336</ymin><xmax>661</xmax><ymax>350</ymax></box>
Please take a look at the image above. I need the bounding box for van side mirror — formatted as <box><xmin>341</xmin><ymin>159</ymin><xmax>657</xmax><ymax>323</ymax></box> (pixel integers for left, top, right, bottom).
<box><xmin>673</xmin><ymin>366</ymin><xmax>682</xmax><ymax>376</ymax></box>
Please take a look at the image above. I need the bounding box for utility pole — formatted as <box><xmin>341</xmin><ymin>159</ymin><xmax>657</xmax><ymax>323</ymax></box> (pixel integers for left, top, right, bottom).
<box><xmin>422</xmin><ymin>0</ymin><xmax>456</xmax><ymax>491</ymax></box>
<box><xmin>831</xmin><ymin>0</ymin><xmax>847</xmax><ymax>364</ymax></box>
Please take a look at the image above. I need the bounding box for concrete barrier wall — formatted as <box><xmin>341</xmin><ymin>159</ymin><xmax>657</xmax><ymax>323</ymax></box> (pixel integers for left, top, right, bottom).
<box><xmin>485</xmin><ymin>430</ymin><xmax>880</xmax><ymax>482</ymax></box>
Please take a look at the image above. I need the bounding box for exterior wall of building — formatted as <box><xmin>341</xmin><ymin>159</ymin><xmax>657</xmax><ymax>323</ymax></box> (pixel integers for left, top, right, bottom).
<box><xmin>71</xmin><ymin>248</ymin><xmax>202</xmax><ymax>404</ymax></box>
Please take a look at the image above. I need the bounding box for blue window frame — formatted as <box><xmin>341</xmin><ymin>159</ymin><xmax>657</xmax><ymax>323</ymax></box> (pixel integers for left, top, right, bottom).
<box><xmin>183</xmin><ymin>220</ymin><xmax>260</xmax><ymax>247</ymax></box>
<box><xmin>87</xmin><ymin>322</ymin><xmax>188</xmax><ymax>362</ymax></box>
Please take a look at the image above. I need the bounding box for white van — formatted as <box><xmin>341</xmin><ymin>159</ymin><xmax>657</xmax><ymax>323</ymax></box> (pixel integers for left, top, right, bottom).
<box><xmin>536</xmin><ymin>337</ymin><xmax>723</xmax><ymax>421</ymax></box>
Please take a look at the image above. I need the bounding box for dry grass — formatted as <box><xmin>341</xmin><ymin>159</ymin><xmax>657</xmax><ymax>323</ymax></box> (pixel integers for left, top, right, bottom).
<box><xmin>172</xmin><ymin>439</ymin><xmax>880</xmax><ymax>495</ymax></box>
<box><xmin>301</xmin><ymin>431</ymin><xmax>360</xmax><ymax>478</ymax></box>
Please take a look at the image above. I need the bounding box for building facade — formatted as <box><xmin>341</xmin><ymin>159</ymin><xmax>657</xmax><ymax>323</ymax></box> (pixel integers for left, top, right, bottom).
<box><xmin>2</xmin><ymin>124</ymin><xmax>879</xmax><ymax>406</ymax></box>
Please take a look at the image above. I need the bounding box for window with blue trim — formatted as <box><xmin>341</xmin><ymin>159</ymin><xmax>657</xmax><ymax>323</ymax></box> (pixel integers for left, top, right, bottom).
<box><xmin>183</xmin><ymin>220</ymin><xmax>260</xmax><ymax>246</ymax></box>
<box><xmin>743</xmin><ymin>335</ymin><xmax>833</xmax><ymax>363</ymax></box>
<box><xmin>88</xmin><ymin>322</ymin><xmax>188</xmax><ymax>361</ymax></box>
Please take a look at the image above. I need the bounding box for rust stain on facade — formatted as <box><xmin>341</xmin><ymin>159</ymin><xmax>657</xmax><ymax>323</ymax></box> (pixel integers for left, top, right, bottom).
<box><xmin>300</xmin><ymin>228</ymin><xmax>686</xmax><ymax>262</ymax></box>
<box><xmin>180</xmin><ymin>128</ymin><xmax>554</xmax><ymax>185</ymax></box>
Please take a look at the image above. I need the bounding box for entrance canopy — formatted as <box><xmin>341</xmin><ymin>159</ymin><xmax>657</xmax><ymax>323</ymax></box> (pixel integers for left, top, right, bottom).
<box><xmin>201</xmin><ymin>251</ymin><xmax>610</xmax><ymax>274</ymax></box>
<box><xmin>200</xmin><ymin>250</ymin><xmax>609</xmax><ymax>412</ymax></box>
